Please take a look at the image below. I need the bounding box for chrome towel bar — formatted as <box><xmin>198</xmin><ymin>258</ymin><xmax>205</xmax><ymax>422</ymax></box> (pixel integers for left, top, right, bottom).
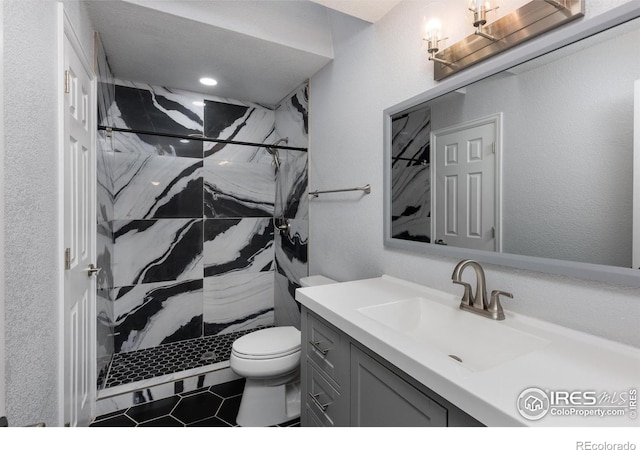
<box><xmin>309</xmin><ymin>184</ymin><xmax>371</xmax><ymax>198</ymax></box>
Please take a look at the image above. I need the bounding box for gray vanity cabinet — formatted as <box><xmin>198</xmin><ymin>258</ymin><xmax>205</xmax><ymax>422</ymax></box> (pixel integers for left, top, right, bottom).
<box><xmin>350</xmin><ymin>346</ymin><xmax>447</xmax><ymax>426</ymax></box>
<box><xmin>301</xmin><ymin>307</ymin><xmax>483</xmax><ymax>427</ymax></box>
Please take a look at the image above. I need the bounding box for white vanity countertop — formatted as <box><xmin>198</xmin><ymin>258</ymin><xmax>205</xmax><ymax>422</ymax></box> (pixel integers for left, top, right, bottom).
<box><xmin>296</xmin><ymin>275</ymin><xmax>640</xmax><ymax>427</ymax></box>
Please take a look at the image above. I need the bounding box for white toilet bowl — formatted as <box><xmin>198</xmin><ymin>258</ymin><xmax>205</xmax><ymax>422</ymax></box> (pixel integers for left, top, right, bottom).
<box><xmin>230</xmin><ymin>275</ymin><xmax>336</xmax><ymax>427</ymax></box>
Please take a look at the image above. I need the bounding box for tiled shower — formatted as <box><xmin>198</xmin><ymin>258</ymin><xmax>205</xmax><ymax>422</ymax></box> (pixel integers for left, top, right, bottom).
<box><xmin>94</xmin><ymin>39</ymin><xmax>309</xmax><ymax>413</ymax></box>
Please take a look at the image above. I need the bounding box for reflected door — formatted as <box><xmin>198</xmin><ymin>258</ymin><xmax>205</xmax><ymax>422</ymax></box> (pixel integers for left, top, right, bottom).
<box><xmin>432</xmin><ymin>116</ymin><xmax>500</xmax><ymax>251</ymax></box>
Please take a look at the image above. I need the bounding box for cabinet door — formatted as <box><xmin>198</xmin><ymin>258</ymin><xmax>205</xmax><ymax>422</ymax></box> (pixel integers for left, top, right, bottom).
<box><xmin>350</xmin><ymin>346</ymin><xmax>447</xmax><ymax>427</ymax></box>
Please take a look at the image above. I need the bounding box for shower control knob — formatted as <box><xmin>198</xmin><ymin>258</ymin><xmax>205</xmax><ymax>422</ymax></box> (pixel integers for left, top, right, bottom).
<box><xmin>87</xmin><ymin>264</ymin><xmax>102</xmax><ymax>277</ymax></box>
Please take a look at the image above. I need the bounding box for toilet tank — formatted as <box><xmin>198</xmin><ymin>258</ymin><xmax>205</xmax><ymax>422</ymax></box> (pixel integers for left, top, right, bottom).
<box><xmin>299</xmin><ymin>275</ymin><xmax>336</xmax><ymax>287</ymax></box>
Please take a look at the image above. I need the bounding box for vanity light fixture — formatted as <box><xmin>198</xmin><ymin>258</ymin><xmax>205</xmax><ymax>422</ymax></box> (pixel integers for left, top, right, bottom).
<box><xmin>427</xmin><ymin>0</ymin><xmax>584</xmax><ymax>81</ymax></box>
<box><xmin>468</xmin><ymin>0</ymin><xmax>499</xmax><ymax>41</ymax></box>
<box><xmin>424</xmin><ymin>18</ymin><xmax>449</xmax><ymax>65</ymax></box>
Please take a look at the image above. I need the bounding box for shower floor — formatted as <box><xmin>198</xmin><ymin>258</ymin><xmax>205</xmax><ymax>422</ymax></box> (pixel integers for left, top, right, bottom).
<box><xmin>100</xmin><ymin>327</ymin><xmax>269</xmax><ymax>390</ymax></box>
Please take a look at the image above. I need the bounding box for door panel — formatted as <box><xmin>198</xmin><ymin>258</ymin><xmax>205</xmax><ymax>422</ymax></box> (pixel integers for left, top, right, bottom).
<box><xmin>63</xmin><ymin>29</ymin><xmax>96</xmax><ymax>427</ymax></box>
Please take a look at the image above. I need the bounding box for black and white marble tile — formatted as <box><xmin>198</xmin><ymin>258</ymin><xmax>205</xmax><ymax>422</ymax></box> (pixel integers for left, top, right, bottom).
<box><xmin>113</xmin><ymin>279</ymin><xmax>204</xmax><ymax>353</ymax></box>
<box><xmin>276</xmin><ymin>150</ymin><xmax>308</xmax><ymax>220</ymax></box>
<box><xmin>203</xmin><ymin>158</ymin><xmax>275</xmax><ymax>218</ymax></box>
<box><xmin>112</xmin><ymin>129</ymin><xmax>202</xmax><ymax>159</ymax></box>
<box><xmin>113</xmin><ymin>81</ymin><xmax>204</xmax><ymax>136</ymax></box>
<box><xmin>97</xmin><ymin>129</ymin><xmax>114</xmax><ymax>224</ymax></box>
<box><xmin>112</xmin><ymin>148</ymin><xmax>203</xmax><ymax>220</ymax></box>
<box><xmin>203</xmin><ymin>218</ymin><xmax>274</xmax><ymax>278</ymax></box>
<box><xmin>274</xmin><ymin>83</ymin><xmax>308</xmax><ymax>148</ymax></box>
<box><xmin>97</xmin><ymin>287</ymin><xmax>114</xmax><ymax>383</ymax></box>
<box><xmin>391</xmin><ymin>106</ymin><xmax>432</xmax><ymax>243</ymax></box>
<box><xmin>96</xmin><ymin>35</ymin><xmax>115</xmax><ymax>128</ymax></box>
<box><xmin>203</xmin><ymin>272</ymin><xmax>275</xmax><ymax>336</ymax></box>
<box><xmin>204</xmin><ymin>100</ymin><xmax>275</xmax><ymax>145</ymax></box>
<box><xmin>112</xmin><ymin>219</ymin><xmax>203</xmax><ymax>286</ymax></box>
<box><xmin>273</xmin><ymin>219</ymin><xmax>308</xmax><ymax>328</ymax></box>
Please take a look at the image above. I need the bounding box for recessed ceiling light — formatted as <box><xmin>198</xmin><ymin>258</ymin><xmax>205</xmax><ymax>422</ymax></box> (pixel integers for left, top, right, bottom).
<box><xmin>199</xmin><ymin>77</ymin><xmax>218</xmax><ymax>86</ymax></box>
<box><xmin>192</xmin><ymin>101</ymin><xmax>205</xmax><ymax>107</ymax></box>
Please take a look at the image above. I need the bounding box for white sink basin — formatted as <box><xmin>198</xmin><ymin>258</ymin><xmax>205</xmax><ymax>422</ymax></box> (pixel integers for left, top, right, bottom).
<box><xmin>357</xmin><ymin>297</ymin><xmax>550</xmax><ymax>372</ymax></box>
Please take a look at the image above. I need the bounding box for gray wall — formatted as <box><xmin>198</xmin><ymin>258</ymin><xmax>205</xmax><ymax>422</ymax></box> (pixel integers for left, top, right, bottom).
<box><xmin>308</xmin><ymin>0</ymin><xmax>640</xmax><ymax>348</ymax></box>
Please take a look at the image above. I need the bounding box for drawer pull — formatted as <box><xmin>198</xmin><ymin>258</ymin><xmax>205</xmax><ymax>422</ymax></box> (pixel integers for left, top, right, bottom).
<box><xmin>308</xmin><ymin>392</ymin><xmax>331</xmax><ymax>411</ymax></box>
<box><xmin>310</xmin><ymin>340</ymin><xmax>331</xmax><ymax>355</ymax></box>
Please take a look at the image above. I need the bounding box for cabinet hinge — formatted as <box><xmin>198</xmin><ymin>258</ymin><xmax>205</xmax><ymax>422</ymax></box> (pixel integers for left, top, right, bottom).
<box><xmin>65</xmin><ymin>247</ymin><xmax>71</xmax><ymax>270</ymax></box>
<box><xmin>64</xmin><ymin>70</ymin><xmax>70</xmax><ymax>94</ymax></box>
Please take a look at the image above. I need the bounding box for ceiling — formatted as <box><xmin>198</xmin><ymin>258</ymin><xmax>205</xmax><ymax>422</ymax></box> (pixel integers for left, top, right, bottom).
<box><xmin>85</xmin><ymin>0</ymin><xmax>401</xmax><ymax>107</ymax></box>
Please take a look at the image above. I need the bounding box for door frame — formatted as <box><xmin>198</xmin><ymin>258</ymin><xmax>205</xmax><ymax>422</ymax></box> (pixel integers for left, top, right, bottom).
<box><xmin>430</xmin><ymin>113</ymin><xmax>503</xmax><ymax>252</ymax></box>
<box><xmin>57</xmin><ymin>4</ymin><xmax>97</xmax><ymax>426</ymax></box>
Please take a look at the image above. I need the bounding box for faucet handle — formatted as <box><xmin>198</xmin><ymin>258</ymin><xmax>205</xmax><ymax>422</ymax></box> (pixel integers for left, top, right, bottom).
<box><xmin>488</xmin><ymin>290</ymin><xmax>513</xmax><ymax>320</ymax></box>
<box><xmin>453</xmin><ymin>280</ymin><xmax>473</xmax><ymax>306</ymax></box>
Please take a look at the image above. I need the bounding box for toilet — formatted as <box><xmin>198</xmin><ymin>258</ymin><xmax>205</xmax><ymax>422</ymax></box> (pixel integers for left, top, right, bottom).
<box><xmin>230</xmin><ymin>275</ymin><xmax>336</xmax><ymax>427</ymax></box>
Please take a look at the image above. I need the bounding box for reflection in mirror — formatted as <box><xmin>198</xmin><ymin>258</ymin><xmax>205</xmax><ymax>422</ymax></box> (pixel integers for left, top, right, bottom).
<box><xmin>388</xmin><ymin>14</ymin><xmax>640</xmax><ymax>270</ymax></box>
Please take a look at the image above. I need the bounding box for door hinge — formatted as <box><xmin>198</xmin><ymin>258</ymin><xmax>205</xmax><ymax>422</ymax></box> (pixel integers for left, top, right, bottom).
<box><xmin>65</xmin><ymin>247</ymin><xmax>71</xmax><ymax>270</ymax></box>
<box><xmin>491</xmin><ymin>227</ymin><xmax>496</xmax><ymax>239</ymax></box>
<box><xmin>64</xmin><ymin>70</ymin><xmax>70</xmax><ymax>94</ymax></box>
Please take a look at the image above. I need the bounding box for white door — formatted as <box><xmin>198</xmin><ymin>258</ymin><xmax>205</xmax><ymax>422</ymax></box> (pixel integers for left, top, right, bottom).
<box><xmin>633</xmin><ymin>80</ymin><xmax>640</xmax><ymax>269</ymax></box>
<box><xmin>432</xmin><ymin>115</ymin><xmax>501</xmax><ymax>251</ymax></box>
<box><xmin>62</xmin><ymin>23</ymin><xmax>97</xmax><ymax>427</ymax></box>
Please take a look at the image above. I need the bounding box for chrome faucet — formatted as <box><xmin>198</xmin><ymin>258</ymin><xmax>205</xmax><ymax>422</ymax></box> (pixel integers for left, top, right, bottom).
<box><xmin>451</xmin><ymin>260</ymin><xmax>513</xmax><ymax>320</ymax></box>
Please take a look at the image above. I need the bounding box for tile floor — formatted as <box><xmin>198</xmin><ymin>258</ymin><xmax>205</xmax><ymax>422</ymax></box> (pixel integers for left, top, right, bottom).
<box><xmin>90</xmin><ymin>378</ymin><xmax>300</xmax><ymax>427</ymax></box>
<box><xmin>99</xmin><ymin>327</ymin><xmax>268</xmax><ymax>389</ymax></box>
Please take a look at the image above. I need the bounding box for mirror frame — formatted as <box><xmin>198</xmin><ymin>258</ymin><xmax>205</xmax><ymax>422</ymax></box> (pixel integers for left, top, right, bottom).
<box><xmin>383</xmin><ymin>2</ymin><xmax>640</xmax><ymax>288</ymax></box>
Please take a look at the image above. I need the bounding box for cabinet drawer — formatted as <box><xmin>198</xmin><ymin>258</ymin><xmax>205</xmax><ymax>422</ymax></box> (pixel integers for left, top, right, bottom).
<box><xmin>305</xmin><ymin>312</ymin><xmax>343</xmax><ymax>384</ymax></box>
<box><xmin>306</xmin><ymin>362</ymin><xmax>342</xmax><ymax>426</ymax></box>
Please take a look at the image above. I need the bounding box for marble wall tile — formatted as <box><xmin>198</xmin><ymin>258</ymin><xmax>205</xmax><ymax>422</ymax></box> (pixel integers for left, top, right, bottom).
<box><xmin>112</xmin><ymin>219</ymin><xmax>203</xmax><ymax>286</ymax></box>
<box><xmin>112</xmin><ymin>151</ymin><xmax>203</xmax><ymax>220</ymax></box>
<box><xmin>96</xmin><ymin>222</ymin><xmax>114</xmax><ymax>291</ymax></box>
<box><xmin>275</xmin><ymin>83</ymin><xmax>308</xmax><ymax>148</ymax></box>
<box><xmin>113</xmin><ymin>279</ymin><xmax>203</xmax><ymax>353</ymax></box>
<box><xmin>274</xmin><ymin>219</ymin><xmax>308</xmax><ymax>328</ymax></box>
<box><xmin>203</xmin><ymin>272</ymin><xmax>274</xmax><ymax>336</ymax></box>
<box><xmin>276</xmin><ymin>150</ymin><xmax>308</xmax><ymax>220</ymax></box>
<box><xmin>204</xmin><ymin>100</ymin><xmax>275</xmax><ymax>144</ymax></box>
<box><xmin>112</xmin><ymin>130</ymin><xmax>202</xmax><ymax>159</ymax></box>
<box><xmin>113</xmin><ymin>81</ymin><xmax>204</xmax><ymax>136</ymax></box>
<box><xmin>204</xmin><ymin>218</ymin><xmax>274</xmax><ymax>277</ymax></box>
<box><xmin>97</xmin><ymin>287</ymin><xmax>114</xmax><ymax>380</ymax></box>
<box><xmin>96</xmin><ymin>35</ymin><xmax>115</xmax><ymax>128</ymax></box>
<box><xmin>203</xmin><ymin>159</ymin><xmax>275</xmax><ymax>218</ymax></box>
<box><xmin>391</xmin><ymin>106</ymin><xmax>432</xmax><ymax>243</ymax></box>
<box><xmin>97</xmin><ymin>130</ymin><xmax>114</xmax><ymax>224</ymax></box>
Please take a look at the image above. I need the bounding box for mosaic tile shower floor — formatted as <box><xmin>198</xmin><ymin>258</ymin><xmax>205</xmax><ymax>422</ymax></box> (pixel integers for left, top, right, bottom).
<box><xmin>100</xmin><ymin>327</ymin><xmax>268</xmax><ymax>389</ymax></box>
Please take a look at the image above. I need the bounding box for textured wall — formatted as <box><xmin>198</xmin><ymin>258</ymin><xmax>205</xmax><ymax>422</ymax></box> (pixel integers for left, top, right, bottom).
<box><xmin>309</xmin><ymin>0</ymin><xmax>640</xmax><ymax>348</ymax></box>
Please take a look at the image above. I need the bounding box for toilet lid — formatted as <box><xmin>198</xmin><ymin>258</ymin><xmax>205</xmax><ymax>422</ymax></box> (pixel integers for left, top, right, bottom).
<box><xmin>232</xmin><ymin>326</ymin><xmax>301</xmax><ymax>359</ymax></box>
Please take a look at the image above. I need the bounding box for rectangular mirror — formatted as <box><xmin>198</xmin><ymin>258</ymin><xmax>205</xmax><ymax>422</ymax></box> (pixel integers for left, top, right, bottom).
<box><xmin>384</xmin><ymin>3</ymin><xmax>640</xmax><ymax>287</ymax></box>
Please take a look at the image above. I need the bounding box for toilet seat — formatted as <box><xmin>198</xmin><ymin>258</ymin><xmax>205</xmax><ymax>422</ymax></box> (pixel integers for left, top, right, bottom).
<box><xmin>232</xmin><ymin>326</ymin><xmax>300</xmax><ymax>360</ymax></box>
